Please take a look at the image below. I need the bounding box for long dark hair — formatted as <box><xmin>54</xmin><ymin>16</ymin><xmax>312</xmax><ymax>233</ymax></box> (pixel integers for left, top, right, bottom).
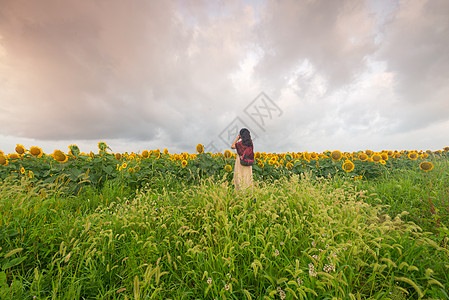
<box><xmin>240</xmin><ymin>128</ymin><xmax>253</xmax><ymax>147</ymax></box>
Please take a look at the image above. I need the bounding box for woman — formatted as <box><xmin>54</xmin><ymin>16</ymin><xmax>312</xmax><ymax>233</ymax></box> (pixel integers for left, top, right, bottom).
<box><xmin>231</xmin><ymin>128</ymin><xmax>254</xmax><ymax>192</ymax></box>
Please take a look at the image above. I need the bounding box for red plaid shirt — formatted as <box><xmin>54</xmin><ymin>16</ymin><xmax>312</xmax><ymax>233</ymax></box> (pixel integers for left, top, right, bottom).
<box><xmin>235</xmin><ymin>141</ymin><xmax>254</xmax><ymax>159</ymax></box>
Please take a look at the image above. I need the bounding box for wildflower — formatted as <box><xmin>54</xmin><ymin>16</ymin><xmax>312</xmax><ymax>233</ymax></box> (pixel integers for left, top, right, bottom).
<box><xmin>274</xmin><ymin>249</ymin><xmax>280</xmax><ymax>257</ymax></box>
<box><xmin>207</xmin><ymin>277</ymin><xmax>212</xmax><ymax>285</ymax></box>
<box><xmin>312</xmin><ymin>254</ymin><xmax>318</xmax><ymax>260</ymax></box>
<box><xmin>227</xmin><ymin>273</ymin><xmax>231</xmax><ymax>279</ymax></box>
<box><xmin>311</xmin><ymin>241</ymin><xmax>316</xmax><ymax>247</ymax></box>
<box><xmin>280</xmin><ymin>241</ymin><xmax>284</xmax><ymax>246</ymax></box>
<box><xmin>224</xmin><ymin>284</ymin><xmax>229</xmax><ymax>291</ymax></box>
<box><xmin>308</xmin><ymin>263</ymin><xmax>317</xmax><ymax>277</ymax></box>
<box><xmin>279</xmin><ymin>289</ymin><xmax>286</xmax><ymax>300</ymax></box>
<box><xmin>323</xmin><ymin>263</ymin><xmax>335</xmax><ymax>273</ymax></box>
<box><xmin>297</xmin><ymin>278</ymin><xmax>303</xmax><ymax>286</ymax></box>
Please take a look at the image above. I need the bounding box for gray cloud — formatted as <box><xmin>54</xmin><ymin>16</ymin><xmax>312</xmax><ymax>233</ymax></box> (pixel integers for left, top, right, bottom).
<box><xmin>0</xmin><ymin>0</ymin><xmax>448</xmax><ymax>154</ymax></box>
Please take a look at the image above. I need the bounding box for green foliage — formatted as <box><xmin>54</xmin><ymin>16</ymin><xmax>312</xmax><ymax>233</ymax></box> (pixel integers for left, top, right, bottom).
<box><xmin>1</xmin><ymin>174</ymin><xmax>448</xmax><ymax>299</ymax></box>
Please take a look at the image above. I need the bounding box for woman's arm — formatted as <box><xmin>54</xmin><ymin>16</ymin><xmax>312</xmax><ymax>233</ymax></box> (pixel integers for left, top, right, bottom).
<box><xmin>231</xmin><ymin>135</ymin><xmax>240</xmax><ymax>149</ymax></box>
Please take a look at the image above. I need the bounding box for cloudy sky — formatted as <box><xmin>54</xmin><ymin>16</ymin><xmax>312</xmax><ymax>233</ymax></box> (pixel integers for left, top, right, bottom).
<box><xmin>0</xmin><ymin>0</ymin><xmax>448</xmax><ymax>155</ymax></box>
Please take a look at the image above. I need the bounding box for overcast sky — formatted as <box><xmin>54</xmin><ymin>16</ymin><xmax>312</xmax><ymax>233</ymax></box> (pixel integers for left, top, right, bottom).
<box><xmin>1</xmin><ymin>0</ymin><xmax>448</xmax><ymax>155</ymax></box>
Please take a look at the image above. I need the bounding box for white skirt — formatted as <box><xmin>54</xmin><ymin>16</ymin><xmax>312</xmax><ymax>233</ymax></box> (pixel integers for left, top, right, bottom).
<box><xmin>233</xmin><ymin>154</ymin><xmax>253</xmax><ymax>191</ymax></box>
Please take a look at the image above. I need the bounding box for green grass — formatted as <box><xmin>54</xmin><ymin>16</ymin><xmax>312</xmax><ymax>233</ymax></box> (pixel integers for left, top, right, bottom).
<box><xmin>1</xmin><ymin>169</ymin><xmax>448</xmax><ymax>299</ymax></box>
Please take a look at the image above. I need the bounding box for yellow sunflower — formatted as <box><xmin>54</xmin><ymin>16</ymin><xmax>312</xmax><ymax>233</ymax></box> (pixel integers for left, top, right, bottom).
<box><xmin>408</xmin><ymin>152</ymin><xmax>418</xmax><ymax>160</ymax></box>
<box><xmin>371</xmin><ymin>153</ymin><xmax>382</xmax><ymax>163</ymax></box>
<box><xmin>68</xmin><ymin>144</ymin><xmax>80</xmax><ymax>156</ymax></box>
<box><xmin>358</xmin><ymin>153</ymin><xmax>368</xmax><ymax>161</ymax></box>
<box><xmin>115</xmin><ymin>153</ymin><xmax>122</xmax><ymax>160</ymax></box>
<box><xmin>286</xmin><ymin>162</ymin><xmax>294</xmax><ymax>170</ymax></box>
<box><xmin>365</xmin><ymin>150</ymin><xmax>374</xmax><ymax>156</ymax></box>
<box><xmin>258</xmin><ymin>162</ymin><xmax>264</xmax><ymax>168</ymax></box>
<box><xmin>381</xmin><ymin>153</ymin><xmax>389</xmax><ymax>161</ymax></box>
<box><xmin>224</xmin><ymin>150</ymin><xmax>232</xmax><ymax>158</ymax></box>
<box><xmin>181</xmin><ymin>160</ymin><xmax>188</xmax><ymax>167</ymax></box>
<box><xmin>163</xmin><ymin>148</ymin><xmax>169</xmax><ymax>155</ymax></box>
<box><xmin>380</xmin><ymin>160</ymin><xmax>386</xmax><ymax>165</ymax></box>
<box><xmin>444</xmin><ymin>147</ymin><xmax>449</xmax><ymax>152</ymax></box>
<box><xmin>0</xmin><ymin>154</ymin><xmax>8</xmax><ymax>165</ymax></box>
<box><xmin>8</xmin><ymin>153</ymin><xmax>20</xmax><ymax>160</ymax></box>
<box><xmin>331</xmin><ymin>150</ymin><xmax>342</xmax><ymax>161</ymax></box>
<box><xmin>53</xmin><ymin>150</ymin><xmax>68</xmax><ymax>163</ymax></box>
<box><xmin>29</xmin><ymin>146</ymin><xmax>44</xmax><ymax>157</ymax></box>
<box><xmin>342</xmin><ymin>160</ymin><xmax>355</xmax><ymax>172</ymax></box>
<box><xmin>196</xmin><ymin>143</ymin><xmax>204</xmax><ymax>154</ymax></box>
<box><xmin>141</xmin><ymin>150</ymin><xmax>149</xmax><ymax>159</ymax></box>
<box><xmin>28</xmin><ymin>170</ymin><xmax>34</xmax><ymax>178</ymax></box>
<box><xmin>20</xmin><ymin>167</ymin><xmax>25</xmax><ymax>174</ymax></box>
<box><xmin>15</xmin><ymin>144</ymin><xmax>26</xmax><ymax>155</ymax></box>
<box><xmin>419</xmin><ymin>161</ymin><xmax>433</xmax><ymax>172</ymax></box>
<box><xmin>98</xmin><ymin>141</ymin><xmax>108</xmax><ymax>151</ymax></box>
<box><xmin>224</xmin><ymin>165</ymin><xmax>232</xmax><ymax>172</ymax></box>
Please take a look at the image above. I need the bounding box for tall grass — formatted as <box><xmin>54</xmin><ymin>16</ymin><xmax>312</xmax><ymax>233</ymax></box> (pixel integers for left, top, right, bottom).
<box><xmin>1</xmin><ymin>173</ymin><xmax>448</xmax><ymax>299</ymax></box>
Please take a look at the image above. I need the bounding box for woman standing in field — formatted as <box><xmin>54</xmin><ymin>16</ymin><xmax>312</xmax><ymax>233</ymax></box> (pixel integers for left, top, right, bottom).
<box><xmin>231</xmin><ymin>128</ymin><xmax>254</xmax><ymax>191</ymax></box>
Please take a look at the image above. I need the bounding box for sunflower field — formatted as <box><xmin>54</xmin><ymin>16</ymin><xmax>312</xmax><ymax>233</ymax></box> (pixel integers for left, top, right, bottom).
<box><xmin>1</xmin><ymin>143</ymin><xmax>449</xmax><ymax>299</ymax></box>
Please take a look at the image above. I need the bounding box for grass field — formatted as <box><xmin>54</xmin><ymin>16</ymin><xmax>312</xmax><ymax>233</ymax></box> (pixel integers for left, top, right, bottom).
<box><xmin>1</xmin><ymin>147</ymin><xmax>449</xmax><ymax>299</ymax></box>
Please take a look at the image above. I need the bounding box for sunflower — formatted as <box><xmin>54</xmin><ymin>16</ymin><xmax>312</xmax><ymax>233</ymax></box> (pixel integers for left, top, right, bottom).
<box><xmin>28</xmin><ymin>170</ymin><xmax>34</xmax><ymax>178</ymax></box>
<box><xmin>380</xmin><ymin>160</ymin><xmax>386</xmax><ymax>165</ymax></box>
<box><xmin>419</xmin><ymin>161</ymin><xmax>433</xmax><ymax>172</ymax></box>
<box><xmin>365</xmin><ymin>150</ymin><xmax>374</xmax><ymax>156</ymax></box>
<box><xmin>20</xmin><ymin>167</ymin><xmax>25</xmax><ymax>174</ymax></box>
<box><xmin>258</xmin><ymin>162</ymin><xmax>264</xmax><ymax>168</ymax></box>
<box><xmin>68</xmin><ymin>144</ymin><xmax>80</xmax><ymax>156</ymax></box>
<box><xmin>420</xmin><ymin>153</ymin><xmax>429</xmax><ymax>159</ymax></box>
<box><xmin>408</xmin><ymin>152</ymin><xmax>418</xmax><ymax>160</ymax></box>
<box><xmin>268</xmin><ymin>158</ymin><xmax>276</xmax><ymax>165</ymax></box>
<box><xmin>121</xmin><ymin>162</ymin><xmax>127</xmax><ymax>169</ymax></box>
<box><xmin>255</xmin><ymin>152</ymin><xmax>261</xmax><ymax>159</ymax></box>
<box><xmin>224</xmin><ymin>165</ymin><xmax>232</xmax><ymax>172</ymax></box>
<box><xmin>141</xmin><ymin>150</ymin><xmax>149</xmax><ymax>159</ymax></box>
<box><xmin>444</xmin><ymin>147</ymin><xmax>449</xmax><ymax>152</ymax></box>
<box><xmin>0</xmin><ymin>154</ymin><xmax>8</xmax><ymax>165</ymax></box>
<box><xmin>115</xmin><ymin>153</ymin><xmax>122</xmax><ymax>160</ymax></box>
<box><xmin>394</xmin><ymin>153</ymin><xmax>401</xmax><ymax>159</ymax></box>
<box><xmin>98</xmin><ymin>141</ymin><xmax>108</xmax><ymax>151</ymax></box>
<box><xmin>387</xmin><ymin>150</ymin><xmax>394</xmax><ymax>157</ymax></box>
<box><xmin>181</xmin><ymin>160</ymin><xmax>188</xmax><ymax>167</ymax></box>
<box><xmin>331</xmin><ymin>150</ymin><xmax>342</xmax><ymax>161</ymax></box>
<box><xmin>163</xmin><ymin>148</ymin><xmax>169</xmax><ymax>155</ymax></box>
<box><xmin>224</xmin><ymin>150</ymin><xmax>232</xmax><ymax>158</ymax></box>
<box><xmin>15</xmin><ymin>144</ymin><xmax>26</xmax><ymax>155</ymax></box>
<box><xmin>196</xmin><ymin>143</ymin><xmax>204</xmax><ymax>154</ymax></box>
<box><xmin>286</xmin><ymin>162</ymin><xmax>294</xmax><ymax>170</ymax></box>
<box><xmin>274</xmin><ymin>161</ymin><xmax>280</xmax><ymax>168</ymax></box>
<box><xmin>8</xmin><ymin>153</ymin><xmax>20</xmax><ymax>160</ymax></box>
<box><xmin>371</xmin><ymin>153</ymin><xmax>382</xmax><ymax>163</ymax></box>
<box><xmin>342</xmin><ymin>160</ymin><xmax>355</xmax><ymax>172</ymax></box>
<box><xmin>29</xmin><ymin>146</ymin><xmax>43</xmax><ymax>157</ymax></box>
<box><xmin>310</xmin><ymin>152</ymin><xmax>318</xmax><ymax>160</ymax></box>
<box><xmin>381</xmin><ymin>153</ymin><xmax>389</xmax><ymax>161</ymax></box>
<box><xmin>303</xmin><ymin>152</ymin><xmax>312</xmax><ymax>161</ymax></box>
<box><xmin>53</xmin><ymin>150</ymin><xmax>68</xmax><ymax>163</ymax></box>
<box><xmin>127</xmin><ymin>167</ymin><xmax>135</xmax><ymax>174</ymax></box>
<box><xmin>358</xmin><ymin>153</ymin><xmax>368</xmax><ymax>161</ymax></box>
